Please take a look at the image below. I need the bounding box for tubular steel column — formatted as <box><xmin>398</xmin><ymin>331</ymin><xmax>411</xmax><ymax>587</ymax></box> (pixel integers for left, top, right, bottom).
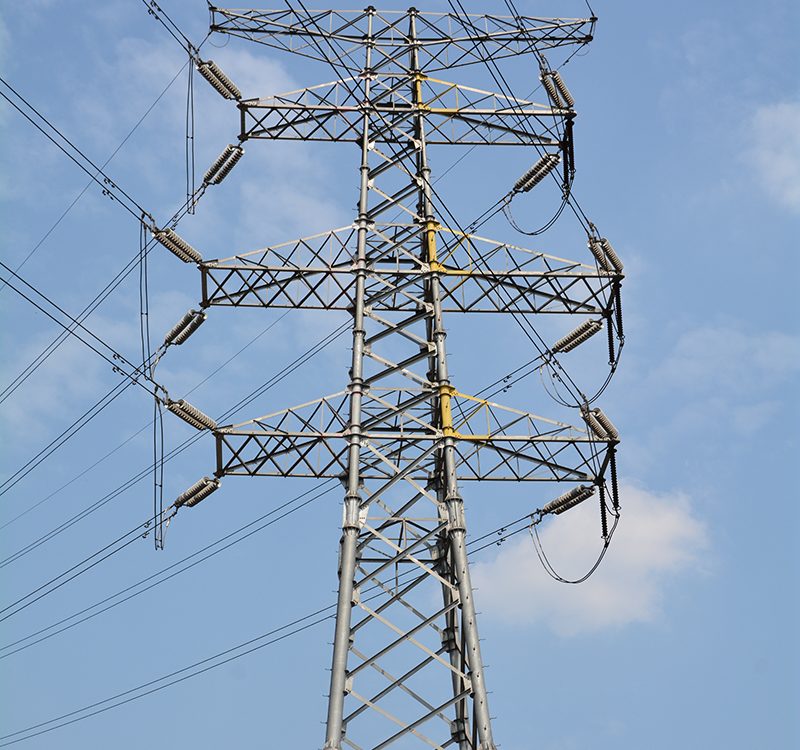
<box><xmin>324</xmin><ymin>13</ymin><xmax>375</xmax><ymax>747</ymax></box>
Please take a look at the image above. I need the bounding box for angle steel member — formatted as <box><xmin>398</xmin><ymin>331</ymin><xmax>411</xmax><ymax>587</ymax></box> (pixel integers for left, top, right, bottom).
<box><xmin>179</xmin><ymin>5</ymin><xmax>618</xmax><ymax>749</ymax></box>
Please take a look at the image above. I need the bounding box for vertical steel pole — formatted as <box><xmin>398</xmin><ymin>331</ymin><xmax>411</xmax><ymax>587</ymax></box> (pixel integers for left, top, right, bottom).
<box><xmin>408</xmin><ymin>11</ymin><xmax>497</xmax><ymax>750</ymax></box>
<box><xmin>323</xmin><ymin>9</ymin><xmax>374</xmax><ymax>749</ymax></box>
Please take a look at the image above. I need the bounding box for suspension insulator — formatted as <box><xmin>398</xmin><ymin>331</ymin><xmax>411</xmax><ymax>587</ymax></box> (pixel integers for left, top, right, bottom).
<box><xmin>588</xmin><ymin>238</ymin><xmax>613</xmax><ymax>272</ymax></box>
<box><xmin>606</xmin><ymin>314</ymin><xmax>616</xmax><ymax>364</ymax></box>
<box><xmin>166</xmin><ymin>399</ymin><xmax>218</xmax><ymax>431</ymax></box>
<box><xmin>610</xmin><ymin>448</ymin><xmax>620</xmax><ymax>511</ymax></box>
<box><xmin>513</xmin><ymin>153</ymin><xmax>561</xmax><ymax>193</ymax></box>
<box><xmin>197</xmin><ymin>60</ymin><xmax>242</xmax><ymax>100</ymax></box>
<box><xmin>176</xmin><ymin>476</ymin><xmax>220</xmax><ymax>508</ymax></box>
<box><xmin>541</xmin><ymin>72</ymin><xmax>561</xmax><ymax>106</ymax></box>
<box><xmin>600</xmin><ymin>238</ymin><xmax>624</xmax><ymax>273</ymax></box>
<box><xmin>163</xmin><ymin>309</ymin><xmax>206</xmax><ymax>347</ymax></box>
<box><xmin>154</xmin><ymin>228</ymin><xmax>202</xmax><ymax>264</ymax></box>
<box><xmin>583</xmin><ymin>409</ymin><xmax>607</xmax><ymax>439</ymax></box>
<box><xmin>552</xmin><ymin>319</ymin><xmax>603</xmax><ymax>353</ymax></box>
<box><xmin>592</xmin><ymin>408</ymin><xmax>619</xmax><ymax>440</ymax></box>
<box><xmin>599</xmin><ymin>483</ymin><xmax>609</xmax><ymax>539</ymax></box>
<box><xmin>203</xmin><ymin>144</ymin><xmax>244</xmax><ymax>185</ymax></box>
<box><xmin>542</xmin><ymin>484</ymin><xmax>594</xmax><ymax>515</ymax></box>
<box><xmin>550</xmin><ymin>70</ymin><xmax>575</xmax><ymax>108</ymax></box>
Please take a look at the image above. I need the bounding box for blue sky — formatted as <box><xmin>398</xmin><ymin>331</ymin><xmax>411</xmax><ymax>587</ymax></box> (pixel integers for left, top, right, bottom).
<box><xmin>0</xmin><ymin>1</ymin><xmax>798</xmax><ymax>748</ymax></box>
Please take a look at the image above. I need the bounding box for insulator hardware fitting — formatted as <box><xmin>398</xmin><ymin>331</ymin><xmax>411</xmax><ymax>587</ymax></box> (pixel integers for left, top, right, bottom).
<box><xmin>588</xmin><ymin>237</ymin><xmax>624</xmax><ymax>273</ymax></box>
<box><xmin>203</xmin><ymin>144</ymin><xmax>244</xmax><ymax>185</ymax></box>
<box><xmin>163</xmin><ymin>309</ymin><xmax>206</xmax><ymax>347</ymax></box>
<box><xmin>551</xmin><ymin>70</ymin><xmax>575</xmax><ymax>108</ymax></box>
<box><xmin>154</xmin><ymin>228</ymin><xmax>202</xmax><ymax>264</ymax></box>
<box><xmin>166</xmin><ymin>399</ymin><xmax>218</xmax><ymax>431</ymax></box>
<box><xmin>582</xmin><ymin>406</ymin><xmax>619</xmax><ymax>440</ymax></box>
<box><xmin>513</xmin><ymin>153</ymin><xmax>561</xmax><ymax>193</ymax></box>
<box><xmin>552</xmin><ymin>319</ymin><xmax>603</xmax><ymax>353</ymax></box>
<box><xmin>175</xmin><ymin>476</ymin><xmax>220</xmax><ymax>508</ymax></box>
<box><xmin>197</xmin><ymin>59</ymin><xmax>242</xmax><ymax>100</ymax></box>
<box><xmin>542</xmin><ymin>484</ymin><xmax>594</xmax><ymax>515</ymax></box>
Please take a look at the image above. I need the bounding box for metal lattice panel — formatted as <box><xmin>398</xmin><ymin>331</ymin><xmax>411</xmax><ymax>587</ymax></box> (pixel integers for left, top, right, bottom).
<box><xmin>179</xmin><ymin>7</ymin><xmax>618</xmax><ymax>750</ymax></box>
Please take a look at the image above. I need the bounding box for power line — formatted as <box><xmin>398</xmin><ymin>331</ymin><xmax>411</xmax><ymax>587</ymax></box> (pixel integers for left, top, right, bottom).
<box><xmin>0</xmin><ymin>481</ymin><xmax>338</xmax><ymax>659</ymax></box>
<box><xmin>0</xmin><ymin>508</ymin><xmax>538</xmax><ymax>746</ymax></box>
<box><xmin>0</xmin><ymin>62</ymin><xmax>187</xmax><ymax>294</ymax></box>
<box><xmin>0</xmin><ymin>78</ymin><xmax>149</xmax><ymax>220</ymax></box>
<box><xmin>0</xmin><ymin>346</ymin><xmax>548</xmax><ymax>664</ymax></box>
<box><xmin>0</xmin><ymin>310</ymin><xmax>292</xmax><ymax>539</ymax></box>
<box><xmin>0</xmin><ymin>318</ymin><xmax>349</xmax><ymax>563</ymax></box>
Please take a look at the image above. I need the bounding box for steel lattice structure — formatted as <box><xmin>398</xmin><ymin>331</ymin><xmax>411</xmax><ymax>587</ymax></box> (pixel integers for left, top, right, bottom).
<box><xmin>169</xmin><ymin>6</ymin><xmax>622</xmax><ymax>749</ymax></box>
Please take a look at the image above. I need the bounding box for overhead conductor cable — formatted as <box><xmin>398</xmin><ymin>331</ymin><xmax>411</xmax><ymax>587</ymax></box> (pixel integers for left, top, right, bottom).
<box><xmin>197</xmin><ymin>60</ymin><xmax>242</xmax><ymax>100</ymax></box>
<box><xmin>203</xmin><ymin>144</ymin><xmax>244</xmax><ymax>185</ymax></box>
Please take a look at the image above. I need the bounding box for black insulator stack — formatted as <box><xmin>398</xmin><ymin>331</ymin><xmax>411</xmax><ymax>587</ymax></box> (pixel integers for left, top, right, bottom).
<box><xmin>599</xmin><ymin>483</ymin><xmax>609</xmax><ymax>539</ymax></box>
<box><xmin>606</xmin><ymin>313</ymin><xmax>616</xmax><ymax>365</ymax></box>
<box><xmin>610</xmin><ymin>449</ymin><xmax>620</xmax><ymax>511</ymax></box>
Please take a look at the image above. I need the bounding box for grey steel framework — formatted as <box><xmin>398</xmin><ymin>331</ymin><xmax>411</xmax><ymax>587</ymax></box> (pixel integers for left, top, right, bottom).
<box><xmin>182</xmin><ymin>6</ymin><xmax>620</xmax><ymax>749</ymax></box>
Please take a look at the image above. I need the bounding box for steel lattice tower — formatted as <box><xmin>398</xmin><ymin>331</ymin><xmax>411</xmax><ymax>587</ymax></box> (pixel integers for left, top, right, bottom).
<box><xmin>169</xmin><ymin>6</ymin><xmax>622</xmax><ymax>749</ymax></box>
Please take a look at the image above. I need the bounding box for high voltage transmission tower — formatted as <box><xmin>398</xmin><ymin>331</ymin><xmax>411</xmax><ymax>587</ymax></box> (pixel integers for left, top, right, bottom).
<box><xmin>158</xmin><ymin>5</ymin><xmax>623</xmax><ymax>749</ymax></box>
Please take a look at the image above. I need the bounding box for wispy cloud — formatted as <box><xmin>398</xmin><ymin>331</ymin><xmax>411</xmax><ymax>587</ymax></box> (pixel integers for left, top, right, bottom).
<box><xmin>747</xmin><ymin>101</ymin><xmax>800</xmax><ymax>213</ymax></box>
<box><xmin>472</xmin><ymin>483</ymin><xmax>708</xmax><ymax>636</ymax></box>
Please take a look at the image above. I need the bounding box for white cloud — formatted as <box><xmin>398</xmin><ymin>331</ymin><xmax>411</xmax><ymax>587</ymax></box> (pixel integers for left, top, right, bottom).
<box><xmin>747</xmin><ymin>101</ymin><xmax>800</xmax><ymax>213</ymax></box>
<box><xmin>653</xmin><ymin>325</ymin><xmax>800</xmax><ymax>393</ymax></box>
<box><xmin>472</xmin><ymin>483</ymin><xmax>708</xmax><ymax>636</ymax></box>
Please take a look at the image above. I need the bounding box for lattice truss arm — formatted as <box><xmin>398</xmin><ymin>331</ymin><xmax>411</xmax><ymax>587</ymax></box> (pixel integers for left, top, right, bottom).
<box><xmin>210</xmin><ymin>7</ymin><xmax>595</xmax><ymax>73</ymax></box>
<box><xmin>200</xmin><ymin>224</ymin><xmax>620</xmax><ymax>315</ymax></box>
<box><xmin>215</xmin><ymin>388</ymin><xmax>614</xmax><ymax>482</ymax></box>
<box><xmin>238</xmin><ymin>76</ymin><xmax>567</xmax><ymax>145</ymax></box>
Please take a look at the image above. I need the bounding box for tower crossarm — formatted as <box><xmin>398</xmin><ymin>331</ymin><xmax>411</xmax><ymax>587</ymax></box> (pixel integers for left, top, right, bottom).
<box><xmin>213</xmin><ymin>388</ymin><xmax>611</xmax><ymax>483</ymax></box>
<box><xmin>199</xmin><ymin>225</ymin><xmax>620</xmax><ymax>314</ymax></box>
<box><xmin>238</xmin><ymin>77</ymin><xmax>567</xmax><ymax>145</ymax></box>
<box><xmin>210</xmin><ymin>7</ymin><xmax>594</xmax><ymax>73</ymax></box>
